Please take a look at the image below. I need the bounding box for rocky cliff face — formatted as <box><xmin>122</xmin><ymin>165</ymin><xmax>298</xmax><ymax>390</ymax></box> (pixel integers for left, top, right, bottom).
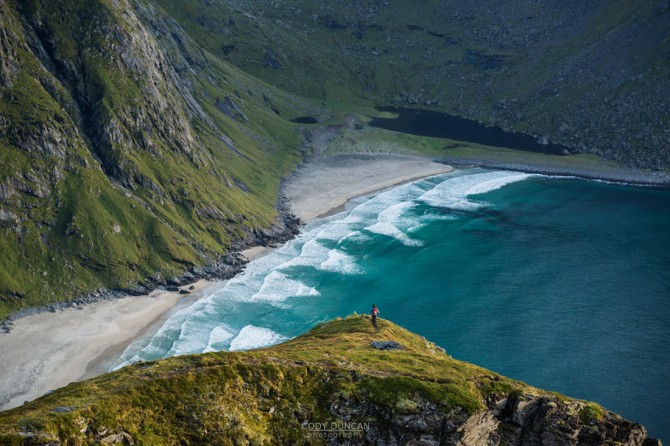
<box><xmin>0</xmin><ymin>0</ymin><xmax>309</xmax><ymax>319</ymax></box>
<box><xmin>0</xmin><ymin>317</ymin><xmax>654</xmax><ymax>445</ymax></box>
<box><xmin>335</xmin><ymin>391</ymin><xmax>648</xmax><ymax>445</ymax></box>
<box><xmin>159</xmin><ymin>0</ymin><xmax>670</xmax><ymax>169</ymax></box>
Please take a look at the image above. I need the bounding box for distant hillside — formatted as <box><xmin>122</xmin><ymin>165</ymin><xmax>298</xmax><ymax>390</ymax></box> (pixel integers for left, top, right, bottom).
<box><xmin>0</xmin><ymin>316</ymin><xmax>652</xmax><ymax>444</ymax></box>
<box><xmin>158</xmin><ymin>0</ymin><xmax>670</xmax><ymax>169</ymax></box>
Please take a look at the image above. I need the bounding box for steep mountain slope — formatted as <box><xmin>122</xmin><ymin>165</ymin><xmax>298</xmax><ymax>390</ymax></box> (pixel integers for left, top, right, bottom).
<box><xmin>157</xmin><ymin>0</ymin><xmax>670</xmax><ymax>169</ymax></box>
<box><xmin>0</xmin><ymin>0</ymin><xmax>315</xmax><ymax>319</ymax></box>
<box><xmin>0</xmin><ymin>316</ymin><xmax>652</xmax><ymax>445</ymax></box>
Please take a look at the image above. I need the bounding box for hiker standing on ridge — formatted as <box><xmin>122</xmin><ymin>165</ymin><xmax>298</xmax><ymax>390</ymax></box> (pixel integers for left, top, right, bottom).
<box><xmin>370</xmin><ymin>304</ymin><xmax>379</xmax><ymax>328</ymax></box>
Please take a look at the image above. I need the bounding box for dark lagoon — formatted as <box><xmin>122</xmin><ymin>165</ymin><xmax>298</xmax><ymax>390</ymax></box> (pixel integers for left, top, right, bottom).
<box><xmin>369</xmin><ymin>107</ymin><xmax>572</xmax><ymax>155</ymax></box>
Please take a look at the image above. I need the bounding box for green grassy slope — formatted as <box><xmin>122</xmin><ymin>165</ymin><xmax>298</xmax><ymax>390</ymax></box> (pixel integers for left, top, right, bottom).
<box><xmin>0</xmin><ymin>316</ymin><xmax>645</xmax><ymax>445</ymax></box>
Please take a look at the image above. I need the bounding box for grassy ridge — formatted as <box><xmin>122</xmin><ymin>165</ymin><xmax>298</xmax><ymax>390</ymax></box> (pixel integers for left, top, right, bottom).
<box><xmin>0</xmin><ymin>316</ymin><xmax>640</xmax><ymax>445</ymax></box>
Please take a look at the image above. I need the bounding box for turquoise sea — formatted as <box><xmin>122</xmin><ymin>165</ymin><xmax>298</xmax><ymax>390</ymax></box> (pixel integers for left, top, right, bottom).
<box><xmin>113</xmin><ymin>169</ymin><xmax>670</xmax><ymax>440</ymax></box>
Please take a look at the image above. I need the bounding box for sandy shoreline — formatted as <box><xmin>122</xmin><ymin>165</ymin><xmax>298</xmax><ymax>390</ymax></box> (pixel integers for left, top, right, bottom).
<box><xmin>0</xmin><ymin>154</ymin><xmax>452</xmax><ymax>411</ymax></box>
<box><xmin>284</xmin><ymin>154</ymin><xmax>454</xmax><ymax>221</ymax></box>
<box><xmin>0</xmin><ymin>280</ymin><xmax>211</xmax><ymax>410</ymax></box>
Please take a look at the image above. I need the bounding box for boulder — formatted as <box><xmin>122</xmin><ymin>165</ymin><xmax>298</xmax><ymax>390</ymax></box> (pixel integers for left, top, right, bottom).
<box><xmin>371</xmin><ymin>340</ymin><xmax>405</xmax><ymax>350</ymax></box>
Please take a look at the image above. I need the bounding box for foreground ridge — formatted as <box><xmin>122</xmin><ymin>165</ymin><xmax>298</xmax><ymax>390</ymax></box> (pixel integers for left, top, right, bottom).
<box><xmin>0</xmin><ymin>316</ymin><xmax>653</xmax><ymax>445</ymax></box>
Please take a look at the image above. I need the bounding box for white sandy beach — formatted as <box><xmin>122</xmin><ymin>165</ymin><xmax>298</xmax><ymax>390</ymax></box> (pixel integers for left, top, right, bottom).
<box><xmin>0</xmin><ymin>154</ymin><xmax>452</xmax><ymax>411</ymax></box>
<box><xmin>0</xmin><ymin>280</ymin><xmax>210</xmax><ymax>410</ymax></box>
<box><xmin>284</xmin><ymin>154</ymin><xmax>453</xmax><ymax>221</ymax></box>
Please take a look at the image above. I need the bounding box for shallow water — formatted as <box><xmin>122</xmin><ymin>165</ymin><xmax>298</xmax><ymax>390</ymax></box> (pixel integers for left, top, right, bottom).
<box><xmin>113</xmin><ymin>169</ymin><xmax>670</xmax><ymax>440</ymax></box>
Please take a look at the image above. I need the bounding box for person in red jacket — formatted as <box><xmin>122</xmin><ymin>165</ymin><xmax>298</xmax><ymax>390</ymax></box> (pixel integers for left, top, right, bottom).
<box><xmin>370</xmin><ymin>304</ymin><xmax>379</xmax><ymax>328</ymax></box>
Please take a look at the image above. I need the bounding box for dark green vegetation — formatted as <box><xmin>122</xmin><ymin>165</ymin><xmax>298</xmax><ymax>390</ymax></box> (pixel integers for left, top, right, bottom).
<box><xmin>0</xmin><ymin>316</ymin><xmax>648</xmax><ymax>445</ymax></box>
<box><xmin>1</xmin><ymin>0</ymin><xmax>668</xmax><ymax>318</ymax></box>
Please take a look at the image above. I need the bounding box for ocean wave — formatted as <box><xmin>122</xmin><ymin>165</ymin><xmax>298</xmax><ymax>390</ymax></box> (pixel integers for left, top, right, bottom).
<box><xmin>282</xmin><ymin>239</ymin><xmax>330</xmax><ymax>268</ymax></box>
<box><xmin>229</xmin><ymin>325</ymin><xmax>287</xmax><ymax>351</ymax></box>
<box><xmin>364</xmin><ymin>201</ymin><xmax>422</xmax><ymax>246</ymax></box>
<box><xmin>320</xmin><ymin>249</ymin><xmax>361</xmax><ymax>274</ymax></box>
<box><xmin>251</xmin><ymin>270</ymin><xmax>320</xmax><ymax>302</ymax></box>
<box><xmin>419</xmin><ymin>171</ymin><xmax>535</xmax><ymax>210</ymax></box>
<box><xmin>465</xmin><ymin>172</ymin><xmax>535</xmax><ymax>196</ymax></box>
<box><xmin>338</xmin><ymin>230</ymin><xmax>372</xmax><ymax>245</ymax></box>
<box><xmin>203</xmin><ymin>324</ymin><xmax>235</xmax><ymax>353</ymax></box>
<box><xmin>312</xmin><ymin>216</ymin><xmax>363</xmax><ymax>242</ymax></box>
<box><xmin>168</xmin><ymin>311</ymin><xmax>223</xmax><ymax>356</ymax></box>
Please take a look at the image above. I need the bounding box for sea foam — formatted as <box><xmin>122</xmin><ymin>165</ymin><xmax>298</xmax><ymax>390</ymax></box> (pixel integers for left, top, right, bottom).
<box><xmin>203</xmin><ymin>324</ymin><xmax>235</xmax><ymax>353</ymax></box>
<box><xmin>251</xmin><ymin>270</ymin><xmax>320</xmax><ymax>302</ymax></box>
<box><xmin>364</xmin><ymin>201</ymin><xmax>422</xmax><ymax>246</ymax></box>
<box><xmin>229</xmin><ymin>325</ymin><xmax>287</xmax><ymax>351</ymax></box>
<box><xmin>419</xmin><ymin>171</ymin><xmax>535</xmax><ymax>210</ymax></box>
